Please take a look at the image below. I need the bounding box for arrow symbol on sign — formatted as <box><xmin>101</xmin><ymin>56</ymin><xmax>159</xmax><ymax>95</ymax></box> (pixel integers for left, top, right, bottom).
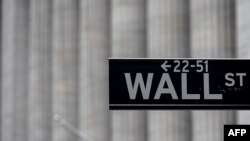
<box><xmin>161</xmin><ymin>61</ymin><xmax>171</xmax><ymax>72</ymax></box>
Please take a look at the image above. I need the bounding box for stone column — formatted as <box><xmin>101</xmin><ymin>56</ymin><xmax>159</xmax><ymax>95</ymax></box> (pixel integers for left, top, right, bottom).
<box><xmin>1</xmin><ymin>0</ymin><xmax>29</xmax><ymax>141</ymax></box>
<box><xmin>147</xmin><ymin>0</ymin><xmax>191</xmax><ymax>141</ymax></box>
<box><xmin>238</xmin><ymin>111</ymin><xmax>250</xmax><ymax>124</ymax></box>
<box><xmin>236</xmin><ymin>0</ymin><xmax>250</xmax><ymax>124</ymax></box>
<box><xmin>147</xmin><ymin>0</ymin><xmax>189</xmax><ymax>58</ymax></box>
<box><xmin>236</xmin><ymin>0</ymin><xmax>250</xmax><ymax>59</ymax></box>
<box><xmin>28</xmin><ymin>0</ymin><xmax>52</xmax><ymax>141</ymax></box>
<box><xmin>52</xmin><ymin>0</ymin><xmax>79</xmax><ymax>141</ymax></box>
<box><xmin>79</xmin><ymin>0</ymin><xmax>111</xmax><ymax>141</ymax></box>
<box><xmin>111</xmin><ymin>1</ymin><xmax>147</xmax><ymax>141</ymax></box>
<box><xmin>191</xmin><ymin>0</ymin><xmax>236</xmax><ymax>141</ymax></box>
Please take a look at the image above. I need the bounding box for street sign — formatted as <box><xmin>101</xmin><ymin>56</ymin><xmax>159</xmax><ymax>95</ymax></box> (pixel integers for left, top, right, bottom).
<box><xmin>109</xmin><ymin>59</ymin><xmax>250</xmax><ymax>110</ymax></box>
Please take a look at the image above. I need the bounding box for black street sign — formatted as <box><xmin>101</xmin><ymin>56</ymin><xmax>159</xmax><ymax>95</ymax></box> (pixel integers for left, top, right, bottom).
<box><xmin>109</xmin><ymin>59</ymin><xmax>250</xmax><ymax>110</ymax></box>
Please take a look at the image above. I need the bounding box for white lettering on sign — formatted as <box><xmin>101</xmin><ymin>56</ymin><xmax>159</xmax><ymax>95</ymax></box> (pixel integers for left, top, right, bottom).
<box><xmin>154</xmin><ymin>73</ymin><xmax>178</xmax><ymax>99</ymax></box>
<box><xmin>228</xmin><ymin>129</ymin><xmax>246</xmax><ymax>136</ymax></box>
<box><xmin>225</xmin><ymin>73</ymin><xmax>246</xmax><ymax>87</ymax></box>
<box><xmin>182</xmin><ymin>73</ymin><xmax>200</xmax><ymax>99</ymax></box>
<box><xmin>124</xmin><ymin>61</ymin><xmax>247</xmax><ymax>100</ymax></box>
<box><xmin>204</xmin><ymin>73</ymin><xmax>222</xmax><ymax>99</ymax></box>
<box><xmin>162</xmin><ymin>60</ymin><xmax>209</xmax><ymax>73</ymax></box>
<box><xmin>125</xmin><ymin>73</ymin><xmax>153</xmax><ymax>100</ymax></box>
<box><xmin>124</xmin><ymin>73</ymin><xmax>222</xmax><ymax>100</ymax></box>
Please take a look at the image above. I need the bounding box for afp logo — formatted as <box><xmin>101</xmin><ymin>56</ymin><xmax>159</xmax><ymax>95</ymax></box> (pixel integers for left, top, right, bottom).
<box><xmin>224</xmin><ymin>125</ymin><xmax>250</xmax><ymax>141</ymax></box>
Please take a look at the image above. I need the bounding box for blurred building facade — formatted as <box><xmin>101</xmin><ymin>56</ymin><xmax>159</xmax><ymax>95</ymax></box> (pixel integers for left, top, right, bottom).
<box><xmin>0</xmin><ymin>0</ymin><xmax>250</xmax><ymax>141</ymax></box>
